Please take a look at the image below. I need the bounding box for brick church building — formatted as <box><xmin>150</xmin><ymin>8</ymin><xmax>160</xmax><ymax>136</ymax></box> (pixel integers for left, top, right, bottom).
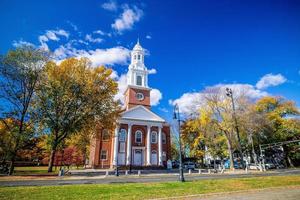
<box><xmin>89</xmin><ymin>40</ymin><xmax>171</xmax><ymax>169</ymax></box>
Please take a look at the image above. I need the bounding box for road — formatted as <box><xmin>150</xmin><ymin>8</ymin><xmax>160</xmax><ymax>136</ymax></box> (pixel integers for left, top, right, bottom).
<box><xmin>0</xmin><ymin>169</ymin><xmax>300</xmax><ymax>187</ymax></box>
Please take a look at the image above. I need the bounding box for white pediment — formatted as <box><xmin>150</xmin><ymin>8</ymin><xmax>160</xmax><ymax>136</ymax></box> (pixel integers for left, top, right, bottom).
<box><xmin>120</xmin><ymin>106</ymin><xmax>165</xmax><ymax>123</ymax></box>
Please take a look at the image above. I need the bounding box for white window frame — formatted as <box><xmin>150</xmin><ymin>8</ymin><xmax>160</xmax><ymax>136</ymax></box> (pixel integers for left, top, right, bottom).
<box><xmin>100</xmin><ymin>150</ymin><xmax>107</xmax><ymax>160</ymax></box>
<box><xmin>162</xmin><ymin>151</ymin><xmax>167</xmax><ymax>161</ymax></box>
<box><xmin>135</xmin><ymin>130</ymin><xmax>142</xmax><ymax>144</ymax></box>
<box><xmin>136</xmin><ymin>92</ymin><xmax>144</xmax><ymax>101</ymax></box>
<box><xmin>119</xmin><ymin>129</ymin><xmax>126</xmax><ymax>142</ymax></box>
<box><xmin>136</xmin><ymin>75</ymin><xmax>142</xmax><ymax>86</ymax></box>
<box><xmin>151</xmin><ymin>131</ymin><xmax>157</xmax><ymax>144</ymax></box>
<box><xmin>162</xmin><ymin>132</ymin><xmax>167</xmax><ymax>144</ymax></box>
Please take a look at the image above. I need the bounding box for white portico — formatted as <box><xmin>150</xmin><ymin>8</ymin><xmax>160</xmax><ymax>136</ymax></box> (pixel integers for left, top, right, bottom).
<box><xmin>112</xmin><ymin>106</ymin><xmax>166</xmax><ymax>167</ymax></box>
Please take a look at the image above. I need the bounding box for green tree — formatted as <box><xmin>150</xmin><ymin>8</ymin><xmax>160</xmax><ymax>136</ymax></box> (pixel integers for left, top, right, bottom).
<box><xmin>35</xmin><ymin>58</ymin><xmax>120</xmax><ymax>172</ymax></box>
<box><xmin>254</xmin><ymin>96</ymin><xmax>300</xmax><ymax>166</ymax></box>
<box><xmin>0</xmin><ymin>46</ymin><xmax>47</xmax><ymax>174</ymax></box>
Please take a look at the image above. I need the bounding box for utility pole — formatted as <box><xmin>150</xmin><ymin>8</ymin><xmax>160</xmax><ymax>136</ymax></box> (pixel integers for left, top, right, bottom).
<box><xmin>226</xmin><ymin>88</ymin><xmax>245</xmax><ymax>169</ymax></box>
<box><xmin>173</xmin><ymin>104</ymin><xmax>185</xmax><ymax>182</ymax></box>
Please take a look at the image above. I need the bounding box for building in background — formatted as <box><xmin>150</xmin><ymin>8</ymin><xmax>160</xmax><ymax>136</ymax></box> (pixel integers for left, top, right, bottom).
<box><xmin>89</xmin><ymin>40</ymin><xmax>171</xmax><ymax>169</ymax></box>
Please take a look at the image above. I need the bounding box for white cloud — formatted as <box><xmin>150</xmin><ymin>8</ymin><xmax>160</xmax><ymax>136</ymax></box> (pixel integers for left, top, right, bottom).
<box><xmin>159</xmin><ymin>107</ymin><xmax>169</xmax><ymax>113</ymax></box>
<box><xmin>111</xmin><ymin>5</ymin><xmax>143</xmax><ymax>34</ymax></box>
<box><xmin>38</xmin><ymin>29</ymin><xmax>69</xmax><ymax>50</ymax></box>
<box><xmin>93</xmin><ymin>30</ymin><xmax>106</xmax><ymax>35</ymax></box>
<box><xmin>53</xmin><ymin>44</ymin><xmax>131</xmax><ymax>67</ymax></box>
<box><xmin>102</xmin><ymin>0</ymin><xmax>118</xmax><ymax>11</ymax></box>
<box><xmin>150</xmin><ymin>89</ymin><xmax>162</xmax><ymax>106</ymax></box>
<box><xmin>114</xmin><ymin>73</ymin><xmax>128</xmax><ymax>103</ymax></box>
<box><xmin>256</xmin><ymin>73</ymin><xmax>287</xmax><ymax>89</ymax></box>
<box><xmin>45</xmin><ymin>29</ymin><xmax>69</xmax><ymax>41</ymax></box>
<box><xmin>146</xmin><ymin>35</ymin><xmax>152</xmax><ymax>39</ymax></box>
<box><xmin>169</xmin><ymin>83</ymin><xmax>268</xmax><ymax>115</ymax></box>
<box><xmin>85</xmin><ymin>34</ymin><xmax>103</xmax><ymax>43</ymax></box>
<box><xmin>148</xmin><ymin>68</ymin><xmax>157</xmax><ymax>74</ymax></box>
<box><xmin>81</xmin><ymin>47</ymin><xmax>130</xmax><ymax>67</ymax></box>
<box><xmin>12</xmin><ymin>39</ymin><xmax>35</xmax><ymax>47</ymax></box>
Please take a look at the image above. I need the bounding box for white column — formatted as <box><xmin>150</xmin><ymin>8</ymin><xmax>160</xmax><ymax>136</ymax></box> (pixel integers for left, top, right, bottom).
<box><xmin>158</xmin><ymin>126</ymin><xmax>163</xmax><ymax>166</ymax></box>
<box><xmin>146</xmin><ymin>125</ymin><xmax>151</xmax><ymax>166</ymax></box>
<box><xmin>126</xmin><ymin>124</ymin><xmax>132</xmax><ymax>166</ymax></box>
<box><xmin>112</xmin><ymin>125</ymin><xmax>119</xmax><ymax>166</ymax></box>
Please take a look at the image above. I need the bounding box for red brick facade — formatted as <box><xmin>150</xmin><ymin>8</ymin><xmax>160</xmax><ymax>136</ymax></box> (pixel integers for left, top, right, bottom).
<box><xmin>89</xmin><ymin>124</ymin><xmax>171</xmax><ymax>169</ymax></box>
<box><xmin>124</xmin><ymin>86</ymin><xmax>151</xmax><ymax>109</ymax></box>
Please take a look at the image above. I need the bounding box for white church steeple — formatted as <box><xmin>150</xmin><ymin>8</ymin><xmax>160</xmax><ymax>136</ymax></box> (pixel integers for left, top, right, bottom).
<box><xmin>127</xmin><ymin>39</ymin><xmax>148</xmax><ymax>87</ymax></box>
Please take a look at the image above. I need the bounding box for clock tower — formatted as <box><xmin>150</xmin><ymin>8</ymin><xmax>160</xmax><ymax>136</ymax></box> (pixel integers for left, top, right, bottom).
<box><xmin>124</xmin><ymin>40</ymin><xmax>151</xmax><ymax>110</ymax></box>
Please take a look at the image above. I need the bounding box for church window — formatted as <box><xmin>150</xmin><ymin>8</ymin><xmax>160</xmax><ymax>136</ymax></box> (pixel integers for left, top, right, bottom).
<box><xmin>162</xmin><ymin>132</ymin><xmax>167</xmax><ymax>144</ymax></box>
<box><xmin>162</xmin><ymin>151</ymin><xmax>167</xmax><ymax>161</ymax></box>
<box><xmin>100</xmin><ymin>150</ymin><xmax>107</xmax><ymax>160</ymax></box>
<box><xmin>134</xmin><ymin>55</ymin><xmax>136</xmax><ymax>60</ymax></box>
<box><xmin>136</xmin><ymin>75</ymin><xmax>142</xmax><ymax>86</ymax></box>
<box><xmin>119</xmin><ymin>129</ymin><xmax>126</xmax><ymax>142</ymax></box>
<box><xmin>102</xmin><ymin>129</ymin><xmax>110</xmax><ymax>141</ymax></box>
<box><xmin>136</xmin><ymin>93</ymin><xmax>144</xmax><ymax>100</ymax></box>
<box><xmin>138</xmin><ymin>54</ymin><xmax>141</xmax><ymax>60</ymax></box>
<box><xmin>151</xmin><ymin>131</ymin><xmax>157</xmax><ymax>143</ymax></box>
<box><xmin>135</xmin><ymin>130</ymin><xmax>142</xmax><ymax>143</ymax></box>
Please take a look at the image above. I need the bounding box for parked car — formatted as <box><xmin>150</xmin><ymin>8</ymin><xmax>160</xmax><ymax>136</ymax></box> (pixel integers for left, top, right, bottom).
<box><xmin>183</xmin><ymin>162</ymin><xmax>196</xmax><ymax>170</ymax></box>
<box><xmin>248</xmin><ymin>163</ymin><xmax>260</xmax><ymax>170</ymax></box>
<box><xmin>264</xmin><ymin>162</ymin><xmax>276</xmax><ymax>169</ymax></box>
<box><xmin>224</xmin><ymin>160</ymin><xmax>243</xmax><ymax>169</ymax></box>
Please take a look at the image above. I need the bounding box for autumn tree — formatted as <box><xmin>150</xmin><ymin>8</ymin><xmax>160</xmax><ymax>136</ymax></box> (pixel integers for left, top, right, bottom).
<box><xmin>0</xmin><ymin>46</ymin><xmax>47</xmax><ymax>174</ymax></box>
<box><xmin>254</xmin><ymin>96</ymin><xmax>300</xmax><ymax>166</ymax></box>
<box><xmin>35</xmin><ymin>58</ymin><xmax>119</xmax><ymax>172</ymax></box>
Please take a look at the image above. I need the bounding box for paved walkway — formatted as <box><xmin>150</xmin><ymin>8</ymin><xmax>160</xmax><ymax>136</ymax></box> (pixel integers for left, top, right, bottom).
<box><xmin>152</xmin><ymin>186</ymin><xmax>300</xmax><ymax>200</ymax></box>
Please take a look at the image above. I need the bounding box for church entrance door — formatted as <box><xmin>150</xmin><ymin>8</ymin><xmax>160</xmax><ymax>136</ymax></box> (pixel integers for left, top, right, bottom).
<box><xmin>133</xmin><ymin>149</ymin><xmax>143</xmax><ymax>166</ymax></box>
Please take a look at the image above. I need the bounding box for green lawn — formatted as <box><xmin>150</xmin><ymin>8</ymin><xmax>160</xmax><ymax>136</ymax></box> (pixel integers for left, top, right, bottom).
<box><xmin>13</xmin><ymin>166</ymin><xmax>56</xmax><ymax>175</ymax></box>
<box><xmin>1</xmin><ymin>175</ymin><xmax>300</xmax><ymax>200</ymax></box>
<box><xmin>13</xmin><ymin>166</ymin><xmax>83</xmax><ymax>175</ymax></box>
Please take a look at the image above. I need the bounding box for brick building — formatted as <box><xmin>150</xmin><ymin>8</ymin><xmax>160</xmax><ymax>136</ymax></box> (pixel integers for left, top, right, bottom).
<box><xmin>89</xmin><ymin>40</ymin><xmax>171</xmax><ymax>169</ymax></box>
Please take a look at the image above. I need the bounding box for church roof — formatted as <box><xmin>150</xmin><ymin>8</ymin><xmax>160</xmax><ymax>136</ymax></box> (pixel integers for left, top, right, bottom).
<box><xmin>120</xmin><ymin>105</ymin><xmax>165</xmax><ymax>123</ymax></box>
<box><xmin>133</xmin><ymin>39</ymin><xmax>143</xmax><ymax>51</ymax></box>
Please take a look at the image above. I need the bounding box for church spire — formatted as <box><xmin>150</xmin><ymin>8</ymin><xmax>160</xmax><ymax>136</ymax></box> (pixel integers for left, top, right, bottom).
<box><xmin>127</xmin><ymin>40</ymin><xmax>148</xmax><ymax>88</ymax></box>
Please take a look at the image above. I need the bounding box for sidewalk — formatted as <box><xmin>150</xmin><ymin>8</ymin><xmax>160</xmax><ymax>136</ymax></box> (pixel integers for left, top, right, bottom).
<box><xmin>0</xmin><ymin>168</ymin><xmax>299</xmax><ymax>183</ymax></box>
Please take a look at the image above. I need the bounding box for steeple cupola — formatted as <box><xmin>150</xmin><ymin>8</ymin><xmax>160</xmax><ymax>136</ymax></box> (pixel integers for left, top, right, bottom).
<box><xmin>127</xmin><ymin>40</ymin><xmax>148</xmax><ymax>87</ymax></box>
<box><xmin>125</xmin><ymin>40</ymin><xmax>151</xmax><ymax>110</ymax></box>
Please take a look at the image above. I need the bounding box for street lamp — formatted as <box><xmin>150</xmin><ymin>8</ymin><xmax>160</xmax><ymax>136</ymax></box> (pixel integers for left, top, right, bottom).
<box><xmin>173</xmin><ymin>103</ymin><xmax>185</xmax><ymax>182</ymax></box>
<box><xmin>225</xmin><ymin>88</ymin><xmax>245</xmax><ymax>169</ymax></box>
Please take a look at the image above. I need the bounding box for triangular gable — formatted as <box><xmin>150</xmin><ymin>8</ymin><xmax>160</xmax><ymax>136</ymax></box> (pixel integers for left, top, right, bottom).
<box><xmin>120</xmin><ymin>105</ymin><xmax>165</xmax><ymax>123</ymax></box>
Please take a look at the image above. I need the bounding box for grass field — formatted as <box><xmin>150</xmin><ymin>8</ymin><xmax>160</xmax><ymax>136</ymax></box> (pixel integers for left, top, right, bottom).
<box><xmin>13</xmin><ymin>166</ymin><xmax>83</xmax><ymax>175</ymax></box>
<box><xmin>0</xmin><ymin>175</ymin><xmax>300</xmax><ymax>200</ymax></box>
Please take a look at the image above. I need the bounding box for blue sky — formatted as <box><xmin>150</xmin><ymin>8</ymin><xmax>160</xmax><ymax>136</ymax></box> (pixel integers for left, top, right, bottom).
<box><xmin>1</xmin><ymin>0</ymin><xmax>300</xmax><ymax>120</ymax></box>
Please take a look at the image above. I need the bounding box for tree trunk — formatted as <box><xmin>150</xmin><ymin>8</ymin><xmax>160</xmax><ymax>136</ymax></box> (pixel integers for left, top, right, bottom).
<box><xmin>48</xmin><ymin>149</ymin><xmax>56</xmax><ymax>172</ymax></box>
<box><xmin>8</xmin><ymin>153</ymin><xmax>16</xmax><ymax>175</ymax></box>
<box><xmin>249</xmin><ymin>134</ymin><xmax>258</xmax><ymax>166</ymax></box>
<box><xmin>225</xmin><ymin>136</ymin><xmax>234</xmax><ymax>170</ymax></box>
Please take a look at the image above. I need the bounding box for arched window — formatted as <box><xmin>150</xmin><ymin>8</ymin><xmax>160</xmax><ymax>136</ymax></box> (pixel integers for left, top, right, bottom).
<box><xmin>119</xmin><ymin>129</ymin><xmax>126</xmax><ymax>142</ymax></box>
<box><xmin>136</xmin><ymin>75</ymin><xmax>142</xmax><ymax>86</ymax></box>
<box><xmin>102</xmin><ymin>129</ymin><xmax>110</xmax><ymax>141</ymax></box>
<box><xmin>162</xmin><ymin>132</ymin><xmax>167</xmax><ymax>144</ymax></box>
<box><xmin>151</xmin><ymin>131</ymin><xmax>157</xmax><ymax>143</ymax></box>
<box><xmin>135</xmin><ymin>130</ymin><xmax>142</xmax><ymax>143</ymax></box>
<box><xmin>134</xmin><ymin>55</ymin><xmax>137</xmax><ymax>60</ymax></box>
<box><xmin>138</xmin><ymin>54</ymin><xmax>141</xmax><ymax>60</ymax></box>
